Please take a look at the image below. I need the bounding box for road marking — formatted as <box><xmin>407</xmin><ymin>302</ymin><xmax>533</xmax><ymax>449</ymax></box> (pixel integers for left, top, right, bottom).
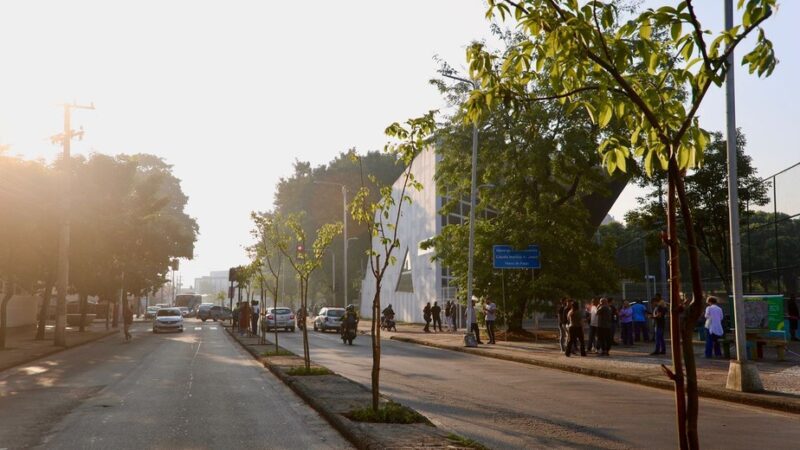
<box><xmin>210</xmin><ymin>327</ymin><xmax>218</xmax><ymax>330</ymax></box>
<box><xmin>194</xmin><ymin>327</ymin><xmax>202</xmax><ymax>330</ymax></box>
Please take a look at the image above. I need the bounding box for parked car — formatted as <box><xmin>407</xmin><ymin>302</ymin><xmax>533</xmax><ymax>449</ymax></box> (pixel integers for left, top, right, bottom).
<box><xmin>262</xmin><ymin>307</ymin><xmax>295</xmax><ymax>332</ymax></box>
<box><xmin>209</xmin><ymin>305</ymin><xmax>232</xmax><ymax>321</ymax></box>
<box><xmin>313</xmin><ymin>307</ymin><xmax>345</xmax><ymax>332</ymax></box>
<box><xmin>153</xmin><ymin>308</ymin><xmax>184</xmax><ymax>333</ymax></box>
<box><xmin>144</xmin><ymin>306</ymin><xmax>159</xmax><ymax>319</ymax></box>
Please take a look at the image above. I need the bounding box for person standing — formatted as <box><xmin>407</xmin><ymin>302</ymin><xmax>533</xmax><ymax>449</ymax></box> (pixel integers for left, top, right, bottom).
<box><xmin>251</xmin><ymin>301</ymin><xmax>260</xmax><ymax>336</ymax></box>
<box><xmin>444</xmin><ymin>301</ymin><xmax>452</xmax><ymax>332</ymax></box>
<box><xmin>651</xmin><ymin>298</ymin><xmax>668</xmax><ymax>355</ymax></box>
<box><xmin>466</xmin><ymin>299</ymin><xmax>482</xmax><ymax>344</ymax></box>
<box><xmin>451</xmin><ymin>301</ymin><xmax>459</xmax><ymax>333</ymax></box>
<box><xmin>596</xmin><ymin>298</ymin><xmax>613</xmax><ymax>356</ymax></box>
<box><xmin>704</xmin><ymin>296</ymin><xmax>725</xmax><ymax>357</ymax></box>
<box><xmin>240</xmin><ymin>301</ymin><xmax>252</xmax><ymax>336</ymax></box>
<box><xmin>608</xmin><ymin>297</ymin><xmax>619</xmax><ymax>345</ymax></box>
<box><xmin>565</xmin><ymin>301</ymin><xmax>586</xmax><ymax>357</ymax></box>
<box><xmin>787</xmin><ymin>294</ymin><xmax>799</xmax><ymax>342</ymax></box>
<box><xmin>587</xmin><ymin>298</ymin><xmax>599</xmax><ymax>353</ymax></box>
<box><xmin>557</xmin><ymin>297</ymin><xmax>569</xmax><ymax>352</ymax></box>
<box><xmin>619</xmin><ymin>300</ymin><xmax>634</xmax><ymax>346</ymax></box>
<box><xmin>423</xmin><ymin>302</ymin><xmax>432</xmax><ymax>333</ymax></box>
<box><xmin>431</xmin><ymin>301</ymin><xmax>442</xmax><ymax>332</ymax></box>
<box><xmin>123</xmin><ymin>303</ymin><xmax>133</xmax><ymax>341</ymax></box>
<box><xmin>485</xmin><ymin>298</ymin><xmax>497</xmax><ymax>344</ymax></box>
<box><xmin>631</xmin><ymin>300</ymin><xmax>649</xmax><ymax>342</ymax></box>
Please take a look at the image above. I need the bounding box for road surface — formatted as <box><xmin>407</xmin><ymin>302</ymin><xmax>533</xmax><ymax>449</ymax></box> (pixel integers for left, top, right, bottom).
<box><xmin>278</xmin><ymin>327</ymin><xmax>800</xmax><ymax>449</ymax></box>
<box><xmin>0</xmin><ymin>320</ymin><xmax>350</xmax><ymax>449</ymax></box>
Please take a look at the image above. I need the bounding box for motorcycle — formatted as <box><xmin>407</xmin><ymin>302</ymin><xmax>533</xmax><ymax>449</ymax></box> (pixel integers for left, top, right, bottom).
<box><xmin>341</xmin><ymin>324</ymin><xmax>357</xmax><ymax>345</ymax></box>
<box><xmin>380</xmin><ymin>314</ymin><xmax>396</xmax><ymax>332</ymax></box>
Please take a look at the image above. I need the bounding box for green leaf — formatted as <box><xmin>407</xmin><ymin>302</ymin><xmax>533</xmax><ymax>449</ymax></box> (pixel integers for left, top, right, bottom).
<box><xmin>598</xmin><ymin>102</ymin><xmax>613</xmax><ymax>128</ymax></box>
<box><xmin>639</xmin><ymin>21</ymin><xmax>652</xmax><ymax>40</ymax></box>
<box><xmin>615</xmin><ymin>102</ymin><xmax>625</xmax><ymax>119</ymax></box>
<box><xmin>648</xmin><ymin>53</ymin><xmax>659</xmax><ymax>74</ymax></box>
<box><xmin>670</xmin><ymin>21</ymin><xmax>682</xmax><ymax>41</ymax></box>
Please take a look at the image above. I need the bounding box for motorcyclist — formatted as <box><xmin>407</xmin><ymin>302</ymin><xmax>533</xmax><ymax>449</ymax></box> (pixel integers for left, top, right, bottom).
<box><xmin>341</xmin><ymin>304</ymin><xmax>359</xmax><ymax>337</ymax></box>
<box><xmin>381</xmin><ymin>304</ymin><xmax>395</xmax><ymax>330</ymax></box>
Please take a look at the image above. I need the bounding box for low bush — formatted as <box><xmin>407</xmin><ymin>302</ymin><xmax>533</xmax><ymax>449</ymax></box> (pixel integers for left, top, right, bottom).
<box><xmin>286</xmin><ymin>366</ymin><xmax>332</xmax><ymax>376</ymax></box>
<box><xmin>348</xmin><ymin>402</ymin><xmax>429</xmax><ymax>424</ymax></box>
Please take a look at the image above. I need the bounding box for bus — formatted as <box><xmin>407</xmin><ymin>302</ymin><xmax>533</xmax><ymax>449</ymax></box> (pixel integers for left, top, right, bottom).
<box><xmin>175</xmin><ymin>294</ymin><xmax>203</xmax><ymax>313</ymax></box>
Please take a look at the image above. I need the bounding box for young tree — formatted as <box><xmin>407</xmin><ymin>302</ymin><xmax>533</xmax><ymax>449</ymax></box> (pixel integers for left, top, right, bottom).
<box><xmin>274</xmin><ymin>212</ymin><xmax>341</xmax><ymax>370</ymax></box>
<box><xmin>250</xmin><ymin>211</ymin><xmax>286</xmax><ymax>352</ymax></box>
<box><xmin>469</xmin><ymin>1</ymin><xmax>778</xmax><ymax>447</ymax></box>
<box><xmin>350</xmin><ymin>112</ymin><xmax>433</xmax><ymax>412</ymax></box>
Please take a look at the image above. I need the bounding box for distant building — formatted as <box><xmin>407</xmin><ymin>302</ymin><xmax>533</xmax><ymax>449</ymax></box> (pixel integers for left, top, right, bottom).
<box><xmin>194</xmin><ymin>270</ymin><xmax>230</xmax><ymax>296</ymax></box>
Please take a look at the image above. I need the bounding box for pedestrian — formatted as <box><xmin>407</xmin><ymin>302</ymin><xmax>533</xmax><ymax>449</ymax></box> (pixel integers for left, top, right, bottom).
<box><xmin>608</xmin><ymin>297</ymin><xmax>619</xmax><ymax>345</ymax></box>
<box><xmin>650</xmin><ymin>298</ymin><xmax>668</xmax><ymax>355</ymax></box>
<box><xmin>451</xmin><ymin>300</ymin><xmax>459</xmax><ymax>332</ymax></box>
<box><xmin>466</xmin><ymin>299</ymin><xmax>482</xmax><ymax>344</ymax></box>
<box><xmin>631</xmin><ymin>300</ymin><xmax>649</xmax><ymax>342</ymax></box>
<box><xmin>485</xmin><ymin>298</ymin><xmax>497</xmax><ymax>344</ymax></box>
<box><xmin>565</xmin><ymin>300</ymin><xmax>586</xmax><ymax>357</ymax></box>
<box><xmin>251</xmin><ymin>301</ymin><xmax>260</xmax><ymax>337</ymax></box>
<box><xmin>557</xmin><ymin>297</ymin><xmax>569</xmax><ymax>352</ymax></box>
<box><xmin>596</xmin><ymin>298</ymin><xmax>612</xmax><ymax>356</ymax></box>
<box><xmin>444</xmin><ymin>301</ymin><xmax>452</xmax><ymax>331</ymax></box>
<box><xmin>423</xmin><ymin>302</ymin><xmax>432</xmax><ymax>333</ymax></box>
<box><xmin>787</xmin><ymin>294</ymin><xmax>799</xmax><ymax>342</ymax></box>
<box><xmin>123</xmin><ymin>303</ymin><xmax>133</xmax><ymax>341</ymax></box>
<box><xmin>232</xmin><ymin>302</ymin><xmax>240</xmax><ymax>331</ymax></box>
<box><xmin>619</xmin><ymin>300</ymin><xmax>634</xmax><ymax>346</ymax></box>
<box><xmin>587</xmin><ymin>298</ymin><xmax>599</xmax><ymax>353</ymax></box>
<box><xmin>240</xmin><ymin>301</ymin><xmax>252</xmax><ymax>336</ymax></box>
<box><xmin>431</xmin><ymin>301</ymin><xmax>442</xmax><ymax>332</ymax></box>
<box><xmin>704</xmin><ymin>296</ymin><xmax>725</xmax><ymax>357</ymax></box>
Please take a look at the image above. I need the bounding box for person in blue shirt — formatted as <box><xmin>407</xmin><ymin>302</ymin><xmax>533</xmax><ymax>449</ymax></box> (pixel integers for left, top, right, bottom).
<box><xmin>631</xmin><ymin>300</ymin><xmax>649</xmax><ymax>342</ymax></box>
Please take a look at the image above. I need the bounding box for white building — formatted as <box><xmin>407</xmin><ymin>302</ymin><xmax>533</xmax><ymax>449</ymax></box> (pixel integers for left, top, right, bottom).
<box><xmin>194</xmin><ymin>270</ymin><xmax>230</xmax><ymax>296</ymax></box>
<box><xmin>359</xmin><ymin>147</ymin><xmax>477</xmax><ymax>323</ymax></box>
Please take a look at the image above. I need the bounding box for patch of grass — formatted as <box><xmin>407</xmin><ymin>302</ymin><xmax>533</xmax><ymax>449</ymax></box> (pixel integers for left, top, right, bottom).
<box><xmin>261</xmin><ymin>349</ymin><xmax>294</xmax><ymax>357</ymax></box>
<box><xmin>286</xmin><ymin>366</ymin><xmax>332</xmax><ymax>376</ymax></box>
<box><xmin>348</xmin><ymin>401</ymin><xmax>429</xmax><ymax>424</ymax></box>
<box><xmin>446</xmin><ymin>433</ymin><xmax>489</xmax><ymax>450</ymax></box>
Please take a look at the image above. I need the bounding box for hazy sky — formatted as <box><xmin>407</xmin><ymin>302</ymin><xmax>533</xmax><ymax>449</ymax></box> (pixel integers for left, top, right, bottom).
<box><xmin>1</xmin><ymin>1</ymin><xmax>797</xmax><ymax>285</ymax></box>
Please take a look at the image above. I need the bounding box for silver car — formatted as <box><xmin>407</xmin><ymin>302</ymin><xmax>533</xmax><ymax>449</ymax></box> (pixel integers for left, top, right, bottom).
<box><xmin>262</xmin><ymin>307</ymin><xmax>295</xmax><ymax>332</ymax></box>
<box><xmin>313</xmin><ymin>307</ymin><xmax>345</xmax><ymax>332</ymax></box>
<box><xmin>153</xmin><ymin>308</ymin><xmax>184</xmax><ymax>333</ymax></box>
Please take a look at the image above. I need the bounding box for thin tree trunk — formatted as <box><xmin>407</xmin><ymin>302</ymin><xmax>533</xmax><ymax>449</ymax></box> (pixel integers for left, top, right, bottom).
<box><xmin>300</xmin><ymin>278</ymin><xmax>310</xmax><ymax>370</ymax></box>
<box><xmin>671</xmin><ymin>160</ymin><xmax>707</xmax><ymax>450</ymax></box>
<box><xmin>371</xmin><ymin>284</ymin><xmax>382</xmax><ymax>412</ymax></box>
<box><xmin>0</xmin><ymin>281</ymin><xmax>15</xmax><ymax>349</ymax></box>
<box><xmin>666</xmin><ymin>176</ymin><xmax>689</xmax><ymax>450</ymax></box>
<box><xmin>36</xmin><ymin>282</ymin><xmax>54</xmax><ymax>340</ymax></box>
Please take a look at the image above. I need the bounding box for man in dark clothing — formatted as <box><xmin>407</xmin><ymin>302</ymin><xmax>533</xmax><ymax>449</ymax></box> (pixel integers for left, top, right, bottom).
<box><xmin>423</xmin><ymin>302</ymin><xmax>432</xmax><ymax>332</ymax></box>
<box><xmin>557</xmin><ymin>298</ymin><xmax>569</xmax><ymax>353</ymax></box>
<box><xmin>608</xmin><ymin>297</ymin><xmax>619</xmax><ymax>345</ymax></box>
<box><xmin>123</xmin><ymin>303</ymin><xmax>133</xmax><ymax>341</ymax></box>
<box><xmin>788</xmin><ymin>294</ymin><xmax>799</xmax><ymax>341</ymax></box>
<box><xmin>651</xmin><ymin>298</ymin><xmax>668</xmax><ymax>355</ymax></box>
<box><xmin>565</xmin><ymin>301</ymin><xmax>587</xmax><ymax>357</ymax></box>
<box><xmin>431</xmin><ymin>302</ymin><xmax>442</xmax><ymax>332</ymax></box>
<box><xmin>596</xmin><ymin>298</ymin><xmax>613</xmax><ymax>356</ymax></box>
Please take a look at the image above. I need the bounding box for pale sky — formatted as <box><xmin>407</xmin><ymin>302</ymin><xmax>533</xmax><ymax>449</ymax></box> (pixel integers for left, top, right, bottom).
<box><xmin>1</xmin><ymin>1</ymin><xmax>797</xmax><ymax>284</ymax></box>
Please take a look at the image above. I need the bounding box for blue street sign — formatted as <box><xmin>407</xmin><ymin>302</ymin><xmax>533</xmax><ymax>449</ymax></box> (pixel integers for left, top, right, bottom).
<box><xmin>493</xmin><ymin>245</ymin><xmax>541</xmax><ymax>269</ymax></box>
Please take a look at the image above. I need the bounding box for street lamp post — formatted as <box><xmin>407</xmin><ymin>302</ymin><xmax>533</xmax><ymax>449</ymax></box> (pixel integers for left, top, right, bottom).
<box><xmin>442</xmin><ymin>73</ymin><xmax>479</xmax><ymax>346</ymax></box>
<box><xmin>724</xmin><ymin>0</ymin><xmax>762</xmax><ymax>392</ymax></box>
<box><xmin>315</xmin><ymin>181</ymin><xmax>348</xmax><ymax>307</ymax></box>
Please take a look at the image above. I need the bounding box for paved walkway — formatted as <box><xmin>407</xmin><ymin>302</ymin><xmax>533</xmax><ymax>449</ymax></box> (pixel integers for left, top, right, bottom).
<box><xmin>0</xmin><ymin>320</ymin><xmax>121</xmax><ymax>372</ymax></box>
<box><xmin>361</xmin><ymin>321</ymin><xmax>800</xmax><ymax>412</ymax></box>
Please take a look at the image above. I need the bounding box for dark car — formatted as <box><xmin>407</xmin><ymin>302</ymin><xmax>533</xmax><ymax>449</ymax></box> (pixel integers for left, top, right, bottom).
<box><xmin>197</xmin><ymin>304</ymin><xmax>215</xmax><ymax>321</ymax></box>
<box><xmin>207</xmin><ymin>305</ymin><xmax>232</xmax><ymax>321</ymax></box>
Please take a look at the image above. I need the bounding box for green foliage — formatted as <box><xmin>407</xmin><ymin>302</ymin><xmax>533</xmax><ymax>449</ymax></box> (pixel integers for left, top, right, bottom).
<box><xmin>446</xmin><ymin>434</ymin><xmax>490</xmax><ymax>450</ymax></box>
<box><xmin>261</xmin><ymin>348</ymin><xmax>294</xmax><ymax>357</ymax></box>
<box><xmin>286</xmin><ymin>366</ymin><xmax>332</xmax><ymax>376</ymax></box>
<box><xmin>473</xmin><ymin>0</ymin><xmax>777</xmax><ymax>177</ymax></box>
<box><xmin>348</xmin><ymin>401</ymin><xmax>429</xmax><ymax>424</ymax></box>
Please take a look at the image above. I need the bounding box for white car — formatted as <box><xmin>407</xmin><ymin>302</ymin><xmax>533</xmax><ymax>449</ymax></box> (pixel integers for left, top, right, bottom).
<box><xmin>262</xmin><ymin>307</ymin><xmax>295</xmax><ymax>332</ymax></box>
<box><xmin>153</xmin><ymin>308</ymin><xmax>184</xmax><ymax>333</ymax></box>
<box><xmin>313</xmin><ymin>307</ymin><xmax>345</xmax><ymax>332</ymax></box>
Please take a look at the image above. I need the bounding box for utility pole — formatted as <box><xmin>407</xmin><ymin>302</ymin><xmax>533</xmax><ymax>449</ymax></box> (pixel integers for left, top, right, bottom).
<box><xmin>724</xmin><ymin>0</ymin><xmax>762</xmax><ymax>392</ymax></box>
<box><xmin>52</xmin><ymin>101</ymin><xmax>94</xmax><ymax>347</ymax></box>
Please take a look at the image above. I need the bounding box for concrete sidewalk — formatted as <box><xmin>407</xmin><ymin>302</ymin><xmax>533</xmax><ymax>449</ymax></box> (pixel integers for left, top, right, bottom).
<box><xmin>362</xmin><ymin>321</ymin><xmax>800</xmax><ymax>414</ymax></box>
<box><xmin>0</xmin><ymin>320</ymin><xmax>121</xmax><ymax>372</ymax></box>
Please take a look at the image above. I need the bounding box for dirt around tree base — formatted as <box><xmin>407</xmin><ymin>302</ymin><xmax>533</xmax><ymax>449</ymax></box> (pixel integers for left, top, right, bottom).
<box><xmin>494</xmin><ymin>328</ymin><xmax>558</xmax><ymax>342</ymax></box>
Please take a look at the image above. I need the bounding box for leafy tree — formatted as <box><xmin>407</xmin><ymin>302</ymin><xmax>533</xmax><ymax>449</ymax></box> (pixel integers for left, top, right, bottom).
<box><xmin>627</xmin><ymin>130</ymin><xmax>769</xmax><ymax>293</ymax></box>
<box><xmin>350</xmin><ymin>112</ymin><xmax>432</xmax><ymax>412</ymax></box>
<box><xmin>273</xmin><ymin>212</ymin><xmax>341</xmax><ymax>370</ymax></box>
<box><xmin>249</xmin><ymin>211</ymin><xmax>287</xmax><ymax>351</ymax></box>
<box><xmin>428</xmin><ymin>56</ymin><xmax>621</xmax><ymax>330</ymax></box>
<box><xmin>468</xmin><ymin>1</ymin><xmax>778</xmax><ymax>447</ymax></box>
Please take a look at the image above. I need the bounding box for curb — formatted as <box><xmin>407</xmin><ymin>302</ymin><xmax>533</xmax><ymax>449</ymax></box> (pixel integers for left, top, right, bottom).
<box><xmin>0</xmin><ymin>329</ymin><xmax>119</xmax><ymax>374</ymax></box>
<box><xmin>390</xmin><ymin>335</ymin><xmax>800</xmax><ymax>415</ymax></box>
<box><xmin>223</xmin><ymin>328</ymin><xmax>464</xmax><ymax>449</ymax></box>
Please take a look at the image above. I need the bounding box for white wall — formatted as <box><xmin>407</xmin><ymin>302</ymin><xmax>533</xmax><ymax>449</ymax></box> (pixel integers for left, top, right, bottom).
<box><xmin>360</xmin><ymin>146</ymin><xmax>440</xmax><ymax>323</ymax></box>
<box><xmin>5</xmin><ymin>295</ymin><xmax>39</xmax><ymax>327</ymax></box>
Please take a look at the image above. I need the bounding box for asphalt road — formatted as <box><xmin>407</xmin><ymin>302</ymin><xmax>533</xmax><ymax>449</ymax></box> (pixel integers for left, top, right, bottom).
<box><xmin>278</xmin><ymin>327</ymin><xmax>800</xmax><ymax>450</ymax></box>
<box><xmin>0</xmin><ymin>320</ymin><xmax>350</xmax><ymax>450</ymax></box>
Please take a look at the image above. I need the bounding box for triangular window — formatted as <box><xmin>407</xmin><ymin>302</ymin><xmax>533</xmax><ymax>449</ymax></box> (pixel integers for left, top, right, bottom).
<box><xmin>395</xmin><ymin>248</ymin><xmax>414</xmax><ymax>292</ymax></box>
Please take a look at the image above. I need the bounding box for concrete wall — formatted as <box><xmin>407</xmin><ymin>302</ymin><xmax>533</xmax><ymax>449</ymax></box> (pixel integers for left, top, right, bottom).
<box><xmin>360</xmin><ymin>146</ymin><xmax>440</xmax><ymax>323</ymax></box>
